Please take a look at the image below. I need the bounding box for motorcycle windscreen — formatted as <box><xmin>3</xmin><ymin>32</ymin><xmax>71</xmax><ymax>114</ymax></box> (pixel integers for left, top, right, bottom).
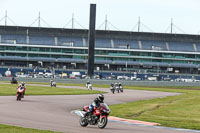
<box><xmin>100</xmin><ymin>103</ymin><xmax>110</xmax><ymax>112</ymax></box>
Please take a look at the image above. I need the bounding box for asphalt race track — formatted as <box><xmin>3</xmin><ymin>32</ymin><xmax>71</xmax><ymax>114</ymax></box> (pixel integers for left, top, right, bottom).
<box><xmin>0</xmin><ymin>85</ymin><xmax>195</xmax><ymax>133</ymax></box>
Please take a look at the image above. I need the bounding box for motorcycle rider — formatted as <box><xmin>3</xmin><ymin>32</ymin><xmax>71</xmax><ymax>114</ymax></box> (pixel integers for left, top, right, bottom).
<box><xmin>118</xmin><ymin>82</ymin><xmax>122</xmax><ymax>88</ymax></box>
<box><xmin>88</xmin><ymin>94</ymin><xmax>104</xmax><ymax>115</ymax></box>
<box><xmin>110</xmin><ymin>83</ymin><xmax>114</xmax><ymax>88</ymax></box>
<box><xmin>17</xmin><ymin>81</ymin><xmax>26</xmax><ymax>98</ymax></box>
<box><xmin>86</xmin><ymin>81</ymin><xmax>91</xmax><ymax>89</ymax></box>
<box><xmin>50</xmin><ymin>79</ymin><xmax>53</xmax><ymax>83</ymax></box>
<box><xmin>114</xmin><ymin>82</ymin><xmax>118</xmax><ymax>88</ymax></box>
<box><xmin>50</xmin><ymin>79</ymin><xmax>54</xmax><ymax>86</ymax></box>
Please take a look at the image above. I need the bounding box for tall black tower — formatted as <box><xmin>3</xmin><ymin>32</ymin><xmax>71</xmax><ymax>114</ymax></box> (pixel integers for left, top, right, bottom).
<box><xmin>87</xmin><ymin>4</ymin><xmax>96</xmax><ymax>78</ymax></box>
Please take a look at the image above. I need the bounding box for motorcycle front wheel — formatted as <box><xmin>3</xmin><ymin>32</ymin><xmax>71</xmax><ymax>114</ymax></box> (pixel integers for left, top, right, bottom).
<box><xmin>79</xmin><ymin>116</ymin><xmax>88</xmax><ymax>127</ymax></box>
<box><xmin>16</xmin><ymin>94</ymin><xmax>21</xmax><ymax>101</ymax></box>
<box><xmin>98</xmin><ymin>117</ymin><xmax>108</xmax><ymax>129</ymax></box>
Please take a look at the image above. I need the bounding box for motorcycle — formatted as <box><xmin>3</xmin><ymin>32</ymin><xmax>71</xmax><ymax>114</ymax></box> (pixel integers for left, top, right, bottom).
<box><xmin>16</xmin><ymin>87</ymin><xmax>24</xmax><ymax>101</ymax></box>
<box><xmin>110</xmin><ymin>86</ymin><xmax>115</xmax><ymax>94</ymax></box>
<box><xmin>50</xmin><ymin>81</ymin><xmax>56</xmax><ymax>87</ymax></box>
<box><xmin>119</xmin><ymin>85</ymin><xmax>123</xmax><ymax>92</ymax></box>
<box><xmin>86</xmin><ymin>84</ymin><xmax>92</xmax><ymax>90</ymax></box>
<box><xmin>115</xmin><ymin>85</ymin><xmax>120</xmax><ymax>93</ymax></box>
<box><xmin>79</xmin><ymin>103</ymin><xmax>110</xmax><ymax>129</ymax></box>
<box><xmin>11</xmin><ymin>78</ymin><xmax>18</xmax><ymax>84</ymax></box>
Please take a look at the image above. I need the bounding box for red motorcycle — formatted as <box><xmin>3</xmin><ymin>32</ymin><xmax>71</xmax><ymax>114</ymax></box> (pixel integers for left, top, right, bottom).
<box><xmin>16</xmin><ymin>87</ymin><xmax>25</xmax><ymax>101</ymax></box>
<box><xmin>79</xmin><ymin>103</ymin><xmax>110</xmax><ymax>129</ymax></box>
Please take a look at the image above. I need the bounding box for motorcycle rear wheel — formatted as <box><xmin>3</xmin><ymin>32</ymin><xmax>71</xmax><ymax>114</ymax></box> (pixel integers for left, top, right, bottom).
<box><xmin>80</xmin><ymin>116</ymin><xmax>88</xmax><ymax>127</ymax></box>
<box><xmin>98</xmin><ymin>117</ymin><xmax>108</xmax><ymax>129</ymax></box>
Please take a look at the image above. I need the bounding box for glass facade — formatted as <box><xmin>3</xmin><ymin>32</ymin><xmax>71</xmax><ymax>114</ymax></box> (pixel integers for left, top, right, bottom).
<box><xmin>0</xmin><ymin>45</ymin><xmax>200</xmax><ymax>66</ymax></box>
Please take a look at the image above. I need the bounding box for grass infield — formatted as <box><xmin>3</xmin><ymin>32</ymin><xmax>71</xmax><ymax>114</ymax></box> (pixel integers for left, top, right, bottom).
<box><xmin>110</xmin><ymin>86</ymin><xmax>200</xmax><ymax>130</ymax></box>
<box><xmin>0</xmin><ymin>84</ymin><xmax>103</xmax><ymax>96</ymax></box>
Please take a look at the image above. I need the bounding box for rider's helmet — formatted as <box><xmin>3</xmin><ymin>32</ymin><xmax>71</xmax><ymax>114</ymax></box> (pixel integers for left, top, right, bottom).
<box><xmin>98</xmin><ymin>94</ymin><xmax>104</xmax><ymax>102</ymax></box>
<box><xmin>119</xmin><ymin>82</ymin><xmax>121</xmax><ymax>85</ymax></box>
<box><xmin>87</xmin><ymin>81</ymin><xmax>90</xmax><ymax>84</ymax></box>
<box><xmin>21</xmin><ymin>81</ymin><xmax>25</xmax><ymax>87</ymax></box>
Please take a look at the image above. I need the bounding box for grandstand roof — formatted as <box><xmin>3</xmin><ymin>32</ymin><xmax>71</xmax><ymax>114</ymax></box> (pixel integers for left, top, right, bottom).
<box><xmin>0</xmin><ymin>25</ymin><xmax>200</xmax><ymax>42</ymax></box>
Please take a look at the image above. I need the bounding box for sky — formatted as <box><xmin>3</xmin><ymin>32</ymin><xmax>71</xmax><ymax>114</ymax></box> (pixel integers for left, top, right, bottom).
<box><xmin>0</xmin><ymin>0</ymin><xmax>200</xmax><ymax>35</ymax></box>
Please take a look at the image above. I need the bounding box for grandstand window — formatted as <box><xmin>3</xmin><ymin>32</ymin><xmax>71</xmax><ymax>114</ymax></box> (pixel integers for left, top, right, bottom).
<box><xmin>62</xmin><ymin>49</ymin><xmax>73</xmax><ymax>53</ymax></box>
<box><xmin>28</xmin><ymin>54</ymin><xmax>38</xmax><ymax>57</ymax></box>
<box><xmin>30</xmin><ymin>47</ymin><xmax>39</xmax><ymax>52</ymax></box>
<box><xmin>6</xmin><ymin>53</ymin><xmax>27</xmax><ymax>57</ymax></box>
<box><xmin>51</xmin><ymin>48</ymin><xmax>61</xmax><ymax>52</ymax></box>
<box><xmin>39</xmin><ymin>54</ymin><xmax>50</xmax><ymax>58</ymax></box>
<box><xmin>0</xmin><ymin>46</ymin><xmax>5</xmax><ymax>50</ymax></box>
<box><xmin>196</xmin><ymin>61</ymin><xmax>200</xmax><ymax>64</ymax></box>
<box><xmin>130</xmin><ymin>52</ymin><xmax>140</xmax><ymax>56</ymax></box>
<box><xmin>39</xmin><ymin>48</ymin><xmax>46</xmax><ymax>52</ymax></box>
<box><xmin>118</xmin><ymin>51</ymin><xmax>129</xmax><ymax>55</ymax></box>
<box><xmin>7</xmin><ymin>46</ymin><xmax>15</xmax><ymax>51</ymax></box>
<box><xmin>72</xmin><ymin>55</ymin><xmax>82</xmax><ymax>59</ymax></box>
<box><xmin>95</xmin><ymin>57</ymin><xmax>106</xmax><ymax>60</ymax></box>
<box><xmin>5</xmin><ymin>53</ymin><xmax>15</xmax><ymax>56</ymax></box>
<box><xmin>174</xmin><ymin>54</ymin><xmax>185</xmax><ymax>59</ymax></box>
<box><xmin>74</xmin><ymin>49</ymin><xmax>86</xmax><ymax>54</ymax></box>
<box><xmin>46</xmin><ymin>48</ymin><xmax>50</xmax><ymax>52</ymax></box>
<box><xmin>62</xmin><ymin>55</ymin><xmax>72</xmax><ymax>58</ymax></box>
<box><xmin>16</xmin><ymin>46</ymin><xmax>27</xmax><ymax>51</ymax></box>
<box><xmin>152</xmin><ymin>53</ymin><xmax>162</xmax><ymax>57</ymax></box>
<box><xmin>163</xmin><ymin>53</ymin><xmax>174</xmax><ymax>58</ymax></box>
<box><xmin>15</xmin><ymin>53</ymin><xmax>27</xmax><ymax>57</ymax></box>
<box><xmin>140</xmin><ymin>52</ymin><xmax>151</xmax><ymax>57</ymax></box>
<box><xmin>152</xmin><ymin>59</ymin><xmax>161</xmax><ymax>62</ymax></box>
<box><xmin>195</xmin><ymin>55</ymin><xmax>200</xmax><ymax>59</ymax></box>
<box><xmin>95</xmin><ymin>50</ymin><xmax>107</xmax><ymax>55</ymax></box>
<box><xmin>184</xmin><ymin>54</ymin><xmax>195</xmax><ymax>58</ymax></box>
<box><xmin>51</xmin><ymin>55</ymin><xmax>61</xmax><ymax>58</ymax></box>
<box><xmin>114</xmin><ymin>58</ymin><xmax>130</xmax><ymax>61</ymax></box>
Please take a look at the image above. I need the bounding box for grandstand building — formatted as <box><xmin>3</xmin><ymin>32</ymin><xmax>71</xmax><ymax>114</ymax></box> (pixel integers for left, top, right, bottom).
<box><xmin>0</xmin><ymin>25</ymin><xmax>200</xmax><ymax>74</ymax></box>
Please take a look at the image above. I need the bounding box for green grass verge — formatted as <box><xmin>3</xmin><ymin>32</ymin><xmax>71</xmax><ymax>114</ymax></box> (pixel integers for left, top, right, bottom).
<box><xmin>110</xmin><ymin>86</ymin><xmax>200</xmax><ymax>130</ymax></box>
<box><xmin>0</xmin><ymin>124</ymin><xmax>60</xmax><ymax>133</ymax></box>
<box><xmin>0</xmin><ymin>84</ymin><xmax>104</xmax><ymax>95</ymax></box>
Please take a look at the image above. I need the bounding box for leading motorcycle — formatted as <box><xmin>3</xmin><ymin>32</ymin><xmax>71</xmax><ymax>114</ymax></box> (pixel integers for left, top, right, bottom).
<box><xmin>79</xmin><ymin>103</ymin><xmax>110</xmax><ymax>129</ymax></box>
<box><xmin>16</xmin><ymin>87</ymin><xmax>25</xmax><ymax>101</ymax></box>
